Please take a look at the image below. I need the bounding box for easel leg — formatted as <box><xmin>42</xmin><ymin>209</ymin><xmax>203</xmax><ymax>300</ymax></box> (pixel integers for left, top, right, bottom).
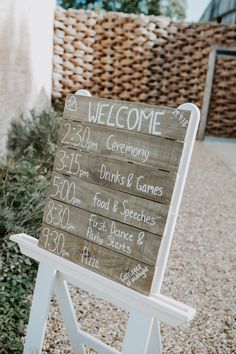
<box><xmin>23</xmin><ymin>263</ymin><xmax>56</xmax><ymax>354</ymax></box>
<box><xmin>146</xmin><ymin>319</ymin><xmax>162</xmax><ymax>354</ymax></box>
<box><xmin>121</xmin><ymin>312</ymin><xmax>153</xmax><ymax>354</ymax></box>
<box><xmin>54</xmin><ymin>273</ymin><xmax>86</xmax><ymax>354</ymax></box>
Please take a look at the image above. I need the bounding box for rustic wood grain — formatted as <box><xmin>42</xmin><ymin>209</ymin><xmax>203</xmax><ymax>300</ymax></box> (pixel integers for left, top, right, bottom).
<box><xmin>42</xmin><ymin>198</ymin><xmax>162</xmax><ymax>265</ymax></box>
<box><xmin>64</xmin><ymin>95</ymin><xmax>190</xmax><ymax>141</ymax></box>
<box><xmin>38</xmin><ymin>95</ymin><xmax>187</xmax><ymax>295</ymax></box>
<box><xmin>39</xmin><ymin>224</ymin><xmax>155</xmax><ymax>295</ymax></box>
<box><xmin>58</xmin><ymin>120</ymin><xmax>183</xmax><ymax>172</ymax></box>
<box><xmin>48</xmin><ymin>173</ymin><xmax>169</xmax><ymax>235</ymax></box>
<box><xmin>53</xmin><ymin>147</ymin><xmax>177</xmax><ymax>204</ymax></box>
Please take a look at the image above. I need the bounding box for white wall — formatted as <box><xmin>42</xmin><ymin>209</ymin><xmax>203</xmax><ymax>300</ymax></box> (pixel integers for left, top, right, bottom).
<box><xmin>0</xmin><ymin>0</ymin><xmax>56</xmax><ymax>157</ymax></box>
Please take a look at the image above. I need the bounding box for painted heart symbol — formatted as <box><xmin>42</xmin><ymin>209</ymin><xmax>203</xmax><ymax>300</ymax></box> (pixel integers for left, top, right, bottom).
<box><xmin>65</xmin><ymin>95</ymin><xmax>77</xmax><ymax>111</ymax></box>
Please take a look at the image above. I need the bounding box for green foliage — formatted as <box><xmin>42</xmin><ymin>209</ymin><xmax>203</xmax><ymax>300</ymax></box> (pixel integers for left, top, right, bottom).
<box><xmin>161</xmin><ymin>0</ymin><xmax>186</xmax><ymax>20</ymax></box>
<box><xmin>7</xmin><ymin>111</ymin><xmax>60</xmax><ymax>176</ymax></box>
<box><xmin>0</xmin><ymin>110</ymin><xmax>62</xmax><ymax>353</ymax></box>
<box><xmin>58</xmin><ymin>0</ymin><xmax>161</xmax><ymax>15</ymax></box>
<box><xmin>103</xmin><ymin>0</ymin><xmax>161</xmax><ymax>15</ymax></box>
<box><xmin>58</xmin><ymin>0</ymin><xmax>187</xmax><ymax>19</ymax></box>
<box><xmin>0</xmin><ymin>241</ymin><xmax>36</xmax><ymax>353</ymax></box>
<box><xmin>58</xmin><ymin>0</ymin><xmax>101</xmax><ymax>10</ymax></box>
<box><xmin>0</xmin><ymin>160</ymin><xmax>48</xmax><ymax>236</ymax></box>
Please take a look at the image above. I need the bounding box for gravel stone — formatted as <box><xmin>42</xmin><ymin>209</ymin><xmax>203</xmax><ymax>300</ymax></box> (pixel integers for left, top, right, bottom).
<box><xmin>37</xmin><ymin>142</ymin><xmax>236</xmax><ymax>353</ymax></box>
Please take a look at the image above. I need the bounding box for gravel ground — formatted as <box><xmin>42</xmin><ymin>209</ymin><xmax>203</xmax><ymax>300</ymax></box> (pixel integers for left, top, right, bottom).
<box><xmin>40</xmin><ymin>141</ymin><xmax>236</xmax><ymax>354</ymax></box>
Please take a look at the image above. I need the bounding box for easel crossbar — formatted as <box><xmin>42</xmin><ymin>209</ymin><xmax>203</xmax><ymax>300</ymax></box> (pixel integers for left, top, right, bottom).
<box><xmin>10</xmin><ymin>233</ymin><xmax>195</xmax><ymax>327</ymax></box>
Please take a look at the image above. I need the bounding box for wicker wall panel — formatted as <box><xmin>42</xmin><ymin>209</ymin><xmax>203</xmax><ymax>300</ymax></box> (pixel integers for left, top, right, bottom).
<box><xmin>53</xmin><ymin>7</ymin><xmax>236</xmax><ymax>136</ymax></box>
<box><xmin>206</xmin><ymin>55</ymin><xmax>236</xmax><ymax>137</ymax></box>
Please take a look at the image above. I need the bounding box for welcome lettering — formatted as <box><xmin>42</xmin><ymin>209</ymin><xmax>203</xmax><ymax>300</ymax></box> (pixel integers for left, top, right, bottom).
<box><xmin>88</xmin><ymin>101</ymin><xmax>163</xmax><ymax>136</ymax></box>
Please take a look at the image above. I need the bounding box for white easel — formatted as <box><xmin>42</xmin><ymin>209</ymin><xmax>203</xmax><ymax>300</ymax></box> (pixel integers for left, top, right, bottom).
<box><xmin>11</xmin><ymin>91</ymin><xmax>200</xmax><ymax>354</ymax></box>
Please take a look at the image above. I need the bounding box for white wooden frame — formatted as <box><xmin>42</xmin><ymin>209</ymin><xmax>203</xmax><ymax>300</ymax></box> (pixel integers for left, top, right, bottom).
<box><xmin>11</xmin><ymin>92</ymin><xmax>200</xmax><ymax>354</ymax></box>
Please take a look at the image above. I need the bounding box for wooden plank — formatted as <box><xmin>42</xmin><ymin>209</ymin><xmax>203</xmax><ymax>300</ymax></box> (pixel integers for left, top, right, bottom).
<box><xmin>58</xmin><ymin>120</ymin><xmax>183</xmax><ymax>172</ymax></box>
<box><xmin>38</xmin><ymin>94</ymin><xmax>190</xmax><ymax>295</ymax></box>
<box><xmin>198</xmin><ymin>46</ymin><xmax>217</xmax><ymax>140</ymax></box>
<box><xmin>42</xmin><ymin>198</ymin><xmax>162</xmax><ymax>266</ymax></box>
<box><xmin>64</xmin><ymin>95</ymin><xmax>191</xmax><ymax>141</ymax></box>
<box><xmin>48</xmin><ymin>173</ymin><xmax>169</xmax><ymax>235</ymax></box>
<box><xmin>39</xmin><ymin>224</ymin><xmax>155</xmax><ymax>295</ymax></box>
<box><xmin>53</xmin><ymin>147</ymin><xmax>176</xmax><ymax>204</ymax></box>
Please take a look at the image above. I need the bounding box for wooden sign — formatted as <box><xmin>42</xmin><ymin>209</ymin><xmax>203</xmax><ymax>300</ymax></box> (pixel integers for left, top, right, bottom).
<box><xmin>38</xmin><ymin>95</ymin><xmax>191</xmax><ymax>295</ymax></box>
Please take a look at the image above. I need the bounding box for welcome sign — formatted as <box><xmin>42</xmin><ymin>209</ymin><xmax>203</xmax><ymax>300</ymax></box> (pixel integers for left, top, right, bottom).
<box><xmin>38</xmin><ymin>95</ymin><xmax>191</xmax><ymax>295</ymax></box>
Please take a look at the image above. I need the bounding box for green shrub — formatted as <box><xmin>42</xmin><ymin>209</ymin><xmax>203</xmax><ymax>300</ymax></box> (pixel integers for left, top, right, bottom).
<box><xmin>0</xmin><ymin>110</ymin><xmax>62</xmax><ymax>353</ymax></box>
<box><xmin>7</xmin><ymin>111</ymin><xmax>60</xmax><ymax>175</ymax></box>
<box><xmin>0</xmin><ymin>158</ymin><xmax>48</xmax><ymax>236</ymax></box>
<box><xmin>0</xmin><ymin>240</ymin><xmax>36</xmax><ymax>352</ymax></box>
